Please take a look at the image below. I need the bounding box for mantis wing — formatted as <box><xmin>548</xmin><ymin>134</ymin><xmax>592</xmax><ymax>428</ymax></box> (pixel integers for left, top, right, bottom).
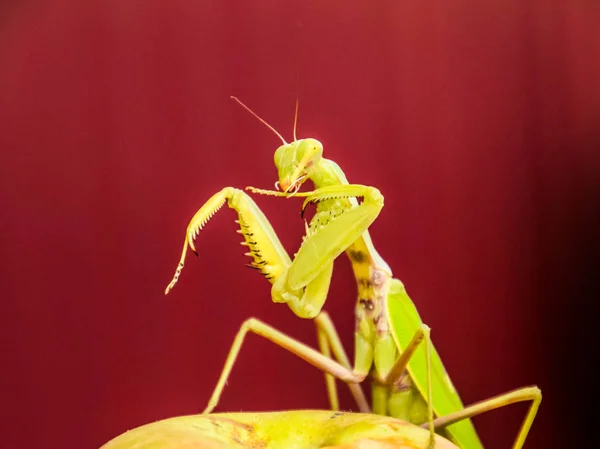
<box><xmin>386</xmin><ymin>279</ymin><xmax>484</xmax><ymax>449</ymax></box>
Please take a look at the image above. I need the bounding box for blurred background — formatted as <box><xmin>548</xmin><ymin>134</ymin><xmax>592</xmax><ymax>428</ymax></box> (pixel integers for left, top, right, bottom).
<box><xmin>1</xmin><ymin>1</ymin><xmax>599</xmax><ymax>448</ymax></box>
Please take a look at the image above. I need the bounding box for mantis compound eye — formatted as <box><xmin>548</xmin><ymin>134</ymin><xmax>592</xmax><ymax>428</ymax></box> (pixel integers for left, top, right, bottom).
<box><xmin>296</xmin><ymin>138</ymin><xmax>323</xmax><ymax>162</ymax></box>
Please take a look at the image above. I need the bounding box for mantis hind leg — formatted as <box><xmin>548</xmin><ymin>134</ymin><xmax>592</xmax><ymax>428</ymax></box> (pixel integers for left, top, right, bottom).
<box><xmin>312</xmin><ymin>297</ymin><xmax>436</xmax><ymax>446</ymax></box>
<box><xmin>377</xmin><ymin>324</ymin><xmax>436</xmax><ymax>449</ymax></box>
<box><xmin>203</xmin><ymin>317</ymin><xmax>369</xmax><ymax>414</ymax></box>
<box><xmin>423</xmin><ymin>386</ymin><xmax>542</xmax><ymax>449</ymax></box>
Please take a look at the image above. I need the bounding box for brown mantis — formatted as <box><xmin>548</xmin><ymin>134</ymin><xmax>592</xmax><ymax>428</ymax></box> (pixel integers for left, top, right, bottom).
<box><xmin>165</xmin><ymin>97</ymin><xmax>541</xmax><ymax>449</ymax></box>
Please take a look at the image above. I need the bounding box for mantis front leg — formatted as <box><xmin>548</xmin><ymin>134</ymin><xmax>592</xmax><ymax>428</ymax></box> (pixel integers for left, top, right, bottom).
<box><xmin>167</xmin><ymin>184</ymin><xmax>385</xmax><ymax>322</ymax></box>
<box><xmin>246</xmin><ymin>184</ymin><xmax>385</xmax><ymax>291</ymax></box>
<box><xmin>165</xmin><ymin>187</ymin><xmax>370</xmax><ymax>411</ymax></box>
<box><xmin>165</xmin><ymin>186</ymin><xmax>332</xmax><ymax>319</ymax></box>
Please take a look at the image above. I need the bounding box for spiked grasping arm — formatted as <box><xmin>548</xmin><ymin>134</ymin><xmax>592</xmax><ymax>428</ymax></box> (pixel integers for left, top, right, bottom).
<box><xmin>165</xmin><ymin>187</ymin><xmax>291</xmax><ymax>294</ymax></box>
<box><xmin>287</xmin><ymin>184</ymin><xmax>384</xmax><ymax>290</ymax></box>
<box><xmin>165</xmin><ymin>188</ymin><xmax>232</xmax><ymax>294</ymax></box>
<box><xmin>247</xmin><ymin>184</ymin><xmax>384</xmax><ymax>290</ymax></box>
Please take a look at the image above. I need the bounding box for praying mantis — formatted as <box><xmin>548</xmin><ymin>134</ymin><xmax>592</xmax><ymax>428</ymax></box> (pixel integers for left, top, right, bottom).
<box><xmin>165</xmin><ymin>98</ymin><xmax>542</xmax><ymax>449</ymax></box>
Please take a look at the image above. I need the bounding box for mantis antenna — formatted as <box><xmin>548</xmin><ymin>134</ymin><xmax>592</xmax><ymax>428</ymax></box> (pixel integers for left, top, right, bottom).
<box><xmin>293</xmin><ymin>98</ymin><xmax>299</xmax><ymax>142</ymax></box>
<box><xmin>230</xmin><ymin>96</ymin><xmax>287</xmax><ymax>145</ymax></box>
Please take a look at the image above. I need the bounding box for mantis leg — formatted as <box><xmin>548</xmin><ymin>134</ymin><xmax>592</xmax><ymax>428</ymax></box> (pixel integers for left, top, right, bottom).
<box><xmin>314</xmin><ymin>310</ymin><xmax>435</xmax><ymax>443</ymax></box>
<box><xmin>166</xmin><ymin>187</ymin><xmax>336</xmax><ymax>319</ymax></box>
<box><xmin>203</xmin><ymin>317</ymin><xmax>371</xmax><ymax>414</ymax></box>
<box><xmin>247</xmin><ymin>184</ymin><xmax>384</xmax><ymax>290</ymax></box>
<box><xmin>422</xmin><ymin>386</ymin><xmax>542</xmax><ymax>449</ymax></box>
<box><xmin>165</xmin><ymin>187</ymin><xmax>292</xmax><ymax>295</ymax></box>
<box><xmin>315</xmin><ymin>317</ymin><xmax>341</xmax><ymax>411</ymax></box>
<box><xmin>377</xmin><ymin>324</ymin><xmax>435</xmax><ymax>449</ymax></box>
<box><xmin>314</xmin><ymin>312</ymin><xmax>371</xmax><ymax>413</ymax></box>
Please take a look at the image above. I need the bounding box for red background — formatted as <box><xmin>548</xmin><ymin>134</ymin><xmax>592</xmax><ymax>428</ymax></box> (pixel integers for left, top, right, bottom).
<box><xmin>1</xmin><ymin>1</ymin><xmax>599</xmax><ymax>448</ymax></box>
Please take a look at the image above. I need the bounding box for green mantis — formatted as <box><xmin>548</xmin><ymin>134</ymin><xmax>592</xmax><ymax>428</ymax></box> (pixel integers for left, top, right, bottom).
<box><xmin>165</xmin><ymin>98</ymin><xmax>541</xmax><ymax>449</ymax></box>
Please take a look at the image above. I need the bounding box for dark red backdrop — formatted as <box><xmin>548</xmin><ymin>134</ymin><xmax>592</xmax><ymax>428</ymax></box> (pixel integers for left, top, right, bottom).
<box><xmin>1</xmin><ymin>1</ymin><xmax>599</xmax><ymax>448</ymax></box>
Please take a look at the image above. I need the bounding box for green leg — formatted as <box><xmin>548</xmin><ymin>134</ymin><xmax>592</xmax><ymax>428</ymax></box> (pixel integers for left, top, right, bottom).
<box><xmin>371</xmin><ymin>383</ymin><xmax>389</xmax><ymax>415</ymax></box>
<box><xmin>165</xmin><ymin>187</ymin><xmax>292</xmax><ymax>295</ymax></box>
<box><xmin>203</xmin><ymin>317</ymin><xmax>370</xmax><ymax>414</ymax></box>
<box><xmin>422</xmin><ymin>386</ymin><xmax>542</xmax><ymax>449</ymax></box>
<box><xmin>312</xmin><ymin>305</ymin><xmax>436</xmax><ymax>448</ymax></box>
<box><xmin>247</xmin><ymin>184</ymin><xmax>384</xmax><ymax>290</ymax></box>
<box><xmin>379</xmin><ymin>324</ymin><xmax>435</xmax><ymax>449</ymax></box>
<box><xmin>165</xmin><ymin>186</ymin><xmax>340</xmax><ymax>319</ymax></box>
<box><xmin>315</xmin><ymin>321</ymin><xmax>340</xmax><ymax>411</ymax></box>
<box><xmin>314</xmin><ymin>312</ymin><xmax>371</xmax><ymax>413</ymax></box>
<box><xmin>312</xmin><ymin>312</ymin><xmax>434</xmax><ymax>422</ymax></box>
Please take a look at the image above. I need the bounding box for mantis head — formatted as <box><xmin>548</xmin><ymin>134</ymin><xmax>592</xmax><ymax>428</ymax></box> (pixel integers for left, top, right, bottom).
<box><xmin>273</xmin><ymin>138</ymin><xmax>323</xmax><ymax>193</ymax></box>
<box><xmin>230</xmin><ymin>96</ymin><xmax>322</xmax><ymax>194</ymax></box>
